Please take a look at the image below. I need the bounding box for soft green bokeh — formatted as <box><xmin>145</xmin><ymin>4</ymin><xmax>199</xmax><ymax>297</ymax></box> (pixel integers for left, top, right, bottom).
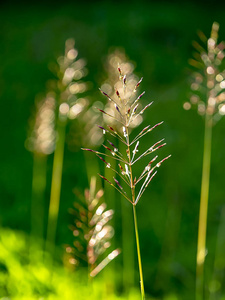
<box><xmin>1</xmin><ymin>1</ymin><xmax>225</xmax><ymax>298</ymax></box>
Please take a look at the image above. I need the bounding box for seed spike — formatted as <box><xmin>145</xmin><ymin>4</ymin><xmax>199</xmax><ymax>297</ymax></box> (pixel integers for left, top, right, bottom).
<box><xmin>98</xmin><ymin>173</ymin><xmax>112</xmax><ymax>185</ymax></box>
<box><xmin>107</xmin><ymin>140</ymin><xmax>117</xmax><ymax>150</ymax></box>
<box><xmin>99</xmin><ymin>88</ymin><xmax>121</xmax><ymax>108</ymax></box>
<box><xmin>107</xmin><ymin>125</ymin><xmax>115</xmax><ymax>132</ymax></box>
<box><xmin>129</xmin><ymin>91</ymin><xmax>145</xmax><ymax>107</ymax></box>
<box><xmin>102</xmin><ymin>144</ymin><xmax>113</xmax><ymax>153</ymax></box>
<box><xmin>156</xmin><ymin>154</ymin><xmax>172</xmax><ymax>167</ymax></box>
<box><xmin>81</xmin><ymin>148</ymin><xmax>95</xmax><ymax>152</ymax></box>
<box><xmin>116</xmin><ymin>90</ymin><xmax>122</xmax><ymax>101</ymax></box>
<box><xmin>95</xmin><ymin>107</ymin><xmax>108</xmax><ymax>115</ymax></box>
<box><xmin>96</xmin><ymin>155</ymin><xmax>111</xmax><ymax>168</ymax></box>
<box><xmin>139</xmin><ymin>102</ymin><xmax>153</xmax><ymax>115</ymax></box>
<box><xmin>134</xmin><ymin>77</ymin><xmax>143</xmax><ymax>92</ymax></box>
<box><xmin>123</xmin><ymin>75</ymin><xmax>127</xmax><ymax>85</ymax></box>
<box><xmin>115</xmin><ymin>104</ymin><xmax>121</xmax><ymax>114</ymax></box>
<box><xmin>113</xmin><ymin>177</ymin><xmax>127</xmax><ymax>194</ymax></box>
<box><xmin>133</xmin><ymin>104</ymin><xmax>139</xmax><ymax>113</ymax></box>
<box><xmin>97</xmin><ymin>125</ymin><xmax>108</xmax><ymax>135</ymax></box>
<box><xmin>95</xmin><ymin>107</ymin><xmax>124</xmax><ymax>125</ymax></box>
<box><xmin>99</xmin><ymin>88</ymin><xmax>113</xmax><ymax>101</ymax></box>
<box><xmin>154</xmin><ymin>142</ymin><xmax>166</xmax><ymax>151</ymax></box>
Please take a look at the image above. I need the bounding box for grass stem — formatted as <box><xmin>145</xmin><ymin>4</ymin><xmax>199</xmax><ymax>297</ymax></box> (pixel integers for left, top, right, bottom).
<box><xmin>30</xmin><ymin>152</ymin><xmax>47</xmax><ymax>261</ymax></box>
<box><xmin>122</xmin><ymin>200</ymin><xmax>135</xmax><ymax>291</ymax></box>
<box><xmin>45</xmin><ymin>118</ymin><xmax>66</xmax><ymax>259</ymax></box>
<box><xmin>133</xmin><ymin>204</ymin><xmax>145</xmax><ymax>300</ymax></box>
<box><xmin>196</xmin><ymin>113</ymin><xmax>213</xmax><ymax>300</ymax></box>
<box><xmin>126</xmin><ymin>126</ymin><xmax>145</xmax><ymax>299</ymax></box>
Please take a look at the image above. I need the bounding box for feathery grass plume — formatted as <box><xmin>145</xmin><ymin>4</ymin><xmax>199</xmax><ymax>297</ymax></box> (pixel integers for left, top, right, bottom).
<box><xmin>65</xmin><ymin>177</ymin><xmax>120</xmax><ymax>277</ymax></box>
<box><xmin>45</xmin><ymin>38</ymin><xmax>89</xmax><ymax>261</ymax></box>
<box><xmin>26</xmin><ymin>93</ymin><xmax>56</xmax><ymax>259</ymax></box>
<box><xmin>185</xmin><ymin>22</ymin><xmax>225</xmax><ymax>120</ymax></box>
<box><xmin>83</xmin><ymin>67</ymin><xmax>170</xmax><ymax>299</ymax></box>
<box><xmin>26</xmin><ymin>94</ymin><xmax>56</xmax><ymax>155</ymax></box>
<box><xmin>100</xmin><ymin>49</ymin><xmax>143</xmax><ymax>130</ymax></box>
<box><xmin>185</xmin><ymin>22</ymin><xmax>225</xmax><ymax>300</ymax></box>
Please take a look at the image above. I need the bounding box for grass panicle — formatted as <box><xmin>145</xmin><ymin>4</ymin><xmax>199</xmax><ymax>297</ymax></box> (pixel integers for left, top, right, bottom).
<box><xmin>99</xmin><ymin>50</ymin><xmax>142</xmax><ymax>291</ymax></box>
<box><xmin>83</xmin><ymin>66</ymin><xmax>170</xmax><ymax>299</ymax></box>
<box><xmin>65</xmin><ymin>177</ymin><xmax>120</xmax><ymax>278</ymax></box>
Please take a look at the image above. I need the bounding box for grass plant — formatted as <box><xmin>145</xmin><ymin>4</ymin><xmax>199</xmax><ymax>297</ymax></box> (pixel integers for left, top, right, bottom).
<box><xmin>184</xmin><ymin>22</ymin><xmax>225</xmax><ymax>300</ymax></box>
<box><xmin>100</xmin><ymin>49</ymin><xmax>141</xmax><ymax>291</ymax></box>
<box><xmin>26</xmin><ymin>94</ymin><xmax>56</xmax><ymax>259</ymax></box>
<box><xmin>65</xmin><ymin>176</ymin><xmax>120</xmax><ymax>278</ymax></box>
<box><xmin>83</xmin><ymin>66</ymin><xmax>170</xmax><ymax>299</ymax></box>
<box><xmin>45</xmin><ymin>39</ymin><xmax>88</xmax><ymax>260</ymax></box>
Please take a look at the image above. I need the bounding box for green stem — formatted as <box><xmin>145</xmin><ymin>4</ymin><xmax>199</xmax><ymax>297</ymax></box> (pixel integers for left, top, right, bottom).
<box><xmin>209</xmin><ymin>206</ymin><xmax>225</xmax><ymax>300</ymax></box>
<box><xmin>45</xmin><ymin>118</ymin><xmax>67</xmax><ymax>260</ymax></box>
<box><xmin>133</xmin><ymin>205</ymin><xmax>145</xmax><ymax>300</ymax></box>
<box><xmin>122</xmin><ymin>199</ymin><xmax>135</xmax><ymax>291</ymax></box>
<box><xmin>125</xmin><ymin>124</ymin><xmax>145</xmax><ymax>299</ymax></box>
<box><xmin>104</xmin><ymin>154</ymin><xmax>116</xmax><ymax>290</ymax></box>
<box><xmin>118</xmin><ymin>139</ymin><xmax>135</xmax><ymax>292</ymax></box>
<box><xmin>30</xmin><ymin>152</ymin><xmax>47</xmax><ymax>261</ymax></box>
<box><xmin>196</xmin><ymin>113</ymin><xmax>213</xmax><ymax>300</ymax></box>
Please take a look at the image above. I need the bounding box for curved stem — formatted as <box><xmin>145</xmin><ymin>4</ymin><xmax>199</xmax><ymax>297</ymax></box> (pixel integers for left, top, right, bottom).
<box><xmin>133</xmin><ymin>205</ymin><xmax>145</xmax><ymax>300</ymax></box>
<box><xmin>196</xmin><ymin>113</ymin><xmax>213</xmax><ymax>300</ymax></box>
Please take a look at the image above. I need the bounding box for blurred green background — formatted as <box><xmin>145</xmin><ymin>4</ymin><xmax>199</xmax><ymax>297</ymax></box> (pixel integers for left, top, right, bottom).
<box><xmin>1</xmin><ymin>0</ymin><xmax>225</xmax><ymax>299</ymax></box>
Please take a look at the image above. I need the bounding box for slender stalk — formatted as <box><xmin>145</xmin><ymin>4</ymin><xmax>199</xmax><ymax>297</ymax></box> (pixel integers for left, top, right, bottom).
<box><xmin>121</xmin><ymin>192</ymin><xmax>135</xmax><ymax>291</ymax></box>
<box><xmin>116</xmin><ymin>138</ymin><xmax>134</xmax><ymax>292</ymax></box>
<box><xmin>209</xmin><ymin>205</ymin><xmax>225</xmax><ymax>300</ymax></box>
<box><xmin>133</xmin><ymin>204</ymin><xmax>145</xmax><ymax>300</ymax></box>
<box><xmin>45</xmin><ymin>117</ymin><xmax>67</xmax><ymax>259</ymax></box>
<box><xmin>196</xmin><ymin>113</ymin><xmax>213</xmax><ymax>300</ymax></box>
<box><xmin>126</xmin><ymin>125</ymin><xmax>145</xmax><ymax>299</ymax></box>
<box><xmin>104</xmin><ymin>154</ymin><xmax>116</xmax><ymax>291</ymax></box>
<box><xmin>30</xmin><ymin>152</ymin><xmax>47</xmax><ymax>261</ymax></box>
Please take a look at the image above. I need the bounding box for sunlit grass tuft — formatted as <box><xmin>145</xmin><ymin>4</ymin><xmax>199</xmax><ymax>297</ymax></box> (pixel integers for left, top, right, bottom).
<box><xmin>83</xmin><ymin>66</ymin><xmax>170</xmax><ymax>299</ymax></box>
<box><xmin>65</xmin><ymin>176</ymin><xmax>120</xmax><ymax>278</ymax></box>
